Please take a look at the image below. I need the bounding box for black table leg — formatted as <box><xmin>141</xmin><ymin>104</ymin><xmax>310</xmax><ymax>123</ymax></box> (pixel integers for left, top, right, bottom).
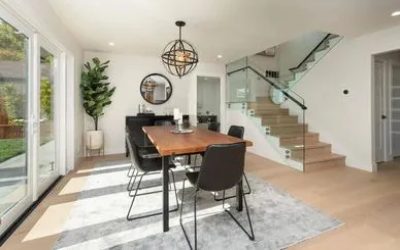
<box><xmin>162</xmin><ymin>156</ymin><xmax>169</xmax><ymax>232</ymax></box>
<box><xmin>236</xmin><ymin>179</ymin><xmax>243</xmax><ymax>211</ymax></box>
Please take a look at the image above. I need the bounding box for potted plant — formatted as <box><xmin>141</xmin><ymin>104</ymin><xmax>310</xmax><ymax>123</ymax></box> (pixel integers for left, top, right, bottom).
<box><xmin>80</xmin><ymin>57</ymin><xmax>116</xmax><ymax>152</ymax></box>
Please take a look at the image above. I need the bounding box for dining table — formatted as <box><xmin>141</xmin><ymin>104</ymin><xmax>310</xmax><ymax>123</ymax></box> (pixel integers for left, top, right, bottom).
<box><xmin>142</xmin><ymin>125</ymin><xmax>253</xmax><ymax>232</ymax></box>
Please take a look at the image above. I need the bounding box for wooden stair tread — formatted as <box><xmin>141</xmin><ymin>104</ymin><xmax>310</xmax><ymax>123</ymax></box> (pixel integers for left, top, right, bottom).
<box><xmin>303</xmin><ymin>153</ymin><xmax>345</xmax><ymax>164</ymax></box>
<box><xmin>283</xmin><ymin>142</ymin><xmax>330</xmax><ymax>150</ymax></box>
<box><xmin>269</xmin><ymin>123</ymin><xmax>306</xmax><ymax>128</ymax></box>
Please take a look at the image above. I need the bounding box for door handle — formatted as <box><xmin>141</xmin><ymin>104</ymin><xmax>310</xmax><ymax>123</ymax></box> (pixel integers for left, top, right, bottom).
<box><xmin>381</xmin><ymin>115</ymin><xmax>387</xmax><ymax>120</ymax></box>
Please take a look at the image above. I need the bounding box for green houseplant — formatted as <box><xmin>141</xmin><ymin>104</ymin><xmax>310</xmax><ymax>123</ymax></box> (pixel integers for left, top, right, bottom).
<box><xmin>81</xmin><ymin>57</ymin><xmax>115</xmax><ymax>151</ymax></box>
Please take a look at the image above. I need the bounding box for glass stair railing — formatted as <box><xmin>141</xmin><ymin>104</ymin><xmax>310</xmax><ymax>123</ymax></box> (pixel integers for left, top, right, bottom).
<box><xmin>226</xmin><ymin>64</ymin><xmax>307</xmax><ymax>171</ymax></box>
<box><xmin>251</xmin><ymin>31</ymin><xmax>342</xmax><ymax>104</ymax></box>
<box><xmin>226</xmin><ymin>31</ymin><xmax>342</xmax><ymax>172</ymax></box>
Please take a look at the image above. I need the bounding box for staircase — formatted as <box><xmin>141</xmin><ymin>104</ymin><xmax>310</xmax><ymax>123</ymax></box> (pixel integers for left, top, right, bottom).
<box><xmin>227</xmin><ymin>31</ymin><xmax>344</xmax><ymax>172</ymax></box>
<box><xmin>248</xmin><ymin>96</ymin><xmax>346</xmax><ymax>171</ymax></box>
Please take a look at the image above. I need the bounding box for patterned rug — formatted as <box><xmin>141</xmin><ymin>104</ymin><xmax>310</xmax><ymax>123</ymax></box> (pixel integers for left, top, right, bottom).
<box><xmin>54</xmin><ymin>159</ymin><xmax>342</xmax><ymax>249</ymax></box>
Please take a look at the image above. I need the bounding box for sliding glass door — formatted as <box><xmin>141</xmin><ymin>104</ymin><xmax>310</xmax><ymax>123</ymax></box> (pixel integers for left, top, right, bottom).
<box><xmin>0</xmin><ymin>7</ymin><xmax>64</xmax><ymax>236</ymax></box>
<box><xmin>0</xmin><ymin>12</ymin><xmax>33</xmax><ymax>236</ymax></box>
<box><xmin>37</xmin><ymin>43</ymin><xmax>60</xmax><ymax>195</ymax></box>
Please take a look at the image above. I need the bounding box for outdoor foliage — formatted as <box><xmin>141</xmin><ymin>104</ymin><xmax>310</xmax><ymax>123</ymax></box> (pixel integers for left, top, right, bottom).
<box><xmin>40</xmin><ymin>78</ymin><xmax>53</xmax><ymax>120</ymax></box>
<box><xmin>0</xmin><ymin>21</ymin><xmax>25</xmax><ymax>61</ymax></box>
<box><xmin>0</xmin><ymin>83</ymin><xmax>24</xmax><ymax>123</ymax></box>
<box><xmin>80</xmin><ymin>57</ymin><xmax>115</xmax><ymax>130</ymax></box>
<box><xmin>0</xmin><ymin>138</ymin><xmax>25</xmax><ymax>163</ymax></box>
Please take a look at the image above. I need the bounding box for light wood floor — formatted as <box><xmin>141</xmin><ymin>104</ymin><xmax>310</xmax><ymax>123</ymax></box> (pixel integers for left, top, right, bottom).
<box><xmin>1</xmin><ymin>154</ymin><xmax>400</xmax><ymax>250</ymax></box>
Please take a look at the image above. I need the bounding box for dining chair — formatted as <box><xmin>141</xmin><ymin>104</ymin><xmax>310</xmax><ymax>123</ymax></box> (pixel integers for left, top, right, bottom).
<box><xmin>179</xmin><ymin>143</ymin><xmax>255</xmax><ymax>250</ymax></box>
<box><xmin>207</xmin><ymin>121</ymin><xmax>220</xmax><ymax>132</ymax></box>
<box><xmin>126</xmin><ymin>127</ymin><xmax>158</xmax><ymax>180</ymax></box>
<box><xmin>125</xmin><ymin>133</ymin><xmax>179</xmax><ymax>220</ymax></box>
<box><xmin>154</xmin><ymin>120</ymin><xmax>173</xmax><ymax>126</ymax></box>
<box><xmin>213</xmin><ymin>125</ymin><xmax>252</xmax><ymax>201</ymax></box>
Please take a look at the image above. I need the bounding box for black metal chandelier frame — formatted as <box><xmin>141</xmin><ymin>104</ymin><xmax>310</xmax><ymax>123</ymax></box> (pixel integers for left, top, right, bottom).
<box><xmin>161</xmin><ymin>21</ymin><xmax>199</xmax><ymax>78</ymax></box>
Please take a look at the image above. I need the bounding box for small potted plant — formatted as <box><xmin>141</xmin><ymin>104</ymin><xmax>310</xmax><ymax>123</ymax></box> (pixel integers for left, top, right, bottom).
<box><xmin>81</xmin><ymin>57</ymin><xmax>116</xmax><ymax>153</ymax></box>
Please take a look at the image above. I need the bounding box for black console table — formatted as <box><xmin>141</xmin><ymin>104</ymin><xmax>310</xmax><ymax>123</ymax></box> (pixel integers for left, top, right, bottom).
<box><xmin>125</xmin><ymin>114</ymin><xmax>189</xmax><ymax>156</ymax></box>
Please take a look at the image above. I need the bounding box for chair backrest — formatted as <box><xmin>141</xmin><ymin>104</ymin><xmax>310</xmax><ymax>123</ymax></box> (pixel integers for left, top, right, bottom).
<box><xmin>197</xmin><ymin>143</ymin><xmax>246</xmax><ymax>192</ymax></box>
<box><xmin>154</xmin><ymin>120</ymin><xmax>173</xmax><ymax>126</ymax></box>
<box><xmin>208</xmin><ymin>122</ymin><xmax>220</xmax><ymax>132</ymax></box>
<box><xmin>125</xmin><ymin>132</ymin><xmax>144</xmax><ymax>172</ymax></box>
<box><xmin>228</xmin><ymin>125</ymin><xmax>244</xmax><ymax>139</ymax></box>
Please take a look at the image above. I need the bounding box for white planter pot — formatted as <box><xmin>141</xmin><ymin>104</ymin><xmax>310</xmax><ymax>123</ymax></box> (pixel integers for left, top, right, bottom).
<box><xmin>86</xmin><ymin>130</ymin><xmax>103</xmax><ymax>150</ymax></box>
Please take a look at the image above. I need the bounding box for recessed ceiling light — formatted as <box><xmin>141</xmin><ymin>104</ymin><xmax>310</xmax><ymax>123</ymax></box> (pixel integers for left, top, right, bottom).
<box><xmin>391</xmin><ymin>11</ymin><xmax>400</xmax><ymax>17</ymax></box>
<box><xmin>217</xmin><ymin>55</ymin><xmax>223</xmax><ymax>59</ymax></box>
<box><xmin>108</xmin><ymin>42</ymin><xmax>115</xmax><ymax>46</ymax></box>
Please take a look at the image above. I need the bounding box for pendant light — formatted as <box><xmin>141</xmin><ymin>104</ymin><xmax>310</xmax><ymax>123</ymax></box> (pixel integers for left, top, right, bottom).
<box><xmin>161</xmin><ymin>21</ymin><xmax>199</xmax><ymax>78</ymax></box>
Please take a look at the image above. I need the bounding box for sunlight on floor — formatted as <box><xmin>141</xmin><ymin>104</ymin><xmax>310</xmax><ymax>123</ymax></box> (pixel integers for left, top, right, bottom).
<box><xmin>23</xmin><ymin>201</ymin><xmax>75</xmax><ymax>241</ymax></box>
<box><xmin>76</xmin><ymin>163</ymin><xmax>130</xmax><ymax>174</ymax></box>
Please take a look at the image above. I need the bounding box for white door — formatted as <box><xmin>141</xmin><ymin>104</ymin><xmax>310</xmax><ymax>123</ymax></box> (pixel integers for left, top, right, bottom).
<box><xmin>0</xmin><ymin>9</ymin><xmax>34</xmax><ymax>236</ymax></box>
<box><xmin>374</xmin><ymin>59</ymin><xmax>389</xmax><ymax>162</ymax></box>
<box><xmin>35</xmin><ymin>36</ymin><xmax>61</xmax><ymax>196</ymax></box>
<box><xmin>391</xmin><ymin>63</ymin><xmax>400</xmax><ymax>157</ymax></box>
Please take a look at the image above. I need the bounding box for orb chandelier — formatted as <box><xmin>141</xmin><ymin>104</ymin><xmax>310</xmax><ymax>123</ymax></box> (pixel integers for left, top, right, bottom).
<box><xmin>161</xmin><ymin>21</ymin><xmax>199</xmax><ymax>78</ymax></box>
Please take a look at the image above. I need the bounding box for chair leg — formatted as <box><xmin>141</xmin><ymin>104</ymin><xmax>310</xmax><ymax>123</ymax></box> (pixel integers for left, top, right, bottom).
<box><xmin>194</xmin><ymin>192</ymin><xmax>198</xmax><ymax>250</ymax></box>
<box><xmin>243</xmin><ymin>173</ymin><xmax>252</xmax><ymax>194</ymax></box>
<box><xmin>127</xmin><ymin>163</ymin><xmax>135</xmax><ymax>177</ymax></box>
<box><xmin>180</xmin><ymin>179</ymin><xmax>197</xmax><ymax>250</ymax></box>
<box><xmin>213</xmin><ymin>173</ymin><xmax>252</xmax><ymax>201</ymax></box>
<box><xmin>127</xmin><ymin>169</ymin><xmax>139</xmax><ymax>192</ymax></box>
<box><xmin>224</xmin><ymin>185</ymin><xmax>255</xmax><ymax>241</ymax></box>
<box><xmin>126</xmin><ymin>173</ymin><xmax>145</xmax><ymax>220</ymax></box>
<box><xmin>170</xmin><ymin>169</ymin><xmax>179</xmax><ymax>209</ymax></box>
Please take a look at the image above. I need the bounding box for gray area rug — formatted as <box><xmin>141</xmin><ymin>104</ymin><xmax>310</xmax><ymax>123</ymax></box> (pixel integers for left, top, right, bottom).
<box><xmin>54</xmin><ymin>159</ymin><xmax>342</xmax><ymax>250</ymax></box>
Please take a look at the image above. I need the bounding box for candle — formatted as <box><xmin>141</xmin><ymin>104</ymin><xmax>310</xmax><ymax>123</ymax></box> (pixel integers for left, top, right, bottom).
<box><xmin>173</xmin><ymin>108</ymin><xmax>180</xmax><ymax>120</ymax></box>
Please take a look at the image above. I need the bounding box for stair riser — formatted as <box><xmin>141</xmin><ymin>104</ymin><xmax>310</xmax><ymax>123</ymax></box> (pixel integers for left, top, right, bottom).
<box><xmin>248</xmin><ymin>103</ymin><xmax>280</xmax><ymax>109</ymax></box>
<box><xmin>280</xmin><ymin>135</ymin><xmax>320</xmax><ymax>146</ymax></box>
<box><xmin>255</xmin><ymin>97</ymin><xmax>275</xmax><ymax>103</ymax></box>
<box><xmin>305</xmin><ymin>158</ymin><xmax>345</xmax><ymax>172</ymax></box>
<box><xmin>262</xmin><ymin>117</ymin><xmax>298</xmax><ymax>125</ymax></box>
<box><xmin>269</xmin><ymin>125</ymin><xmax>308</xmax><ymax>135</ymax></box>
<box><xmin>291</xmin><ymin>145</ymin><xmax>332</xmax><ymax>159</ymax></box>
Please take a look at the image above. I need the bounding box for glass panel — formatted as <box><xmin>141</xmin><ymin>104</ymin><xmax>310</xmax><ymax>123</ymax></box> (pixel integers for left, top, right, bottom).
<box><xmin>38</xmin><ymin>48</ymin><xmax>56</xmax><ymax>184</ymax></box>
<box><xmin>0</xmin><ymin>18</ymin><xmax>29</xmax><ymax>216</ymax></box>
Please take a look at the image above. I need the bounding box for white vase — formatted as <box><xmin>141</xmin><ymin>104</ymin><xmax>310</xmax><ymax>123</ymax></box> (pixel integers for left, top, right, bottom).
<box><xmin>86</xmin><ymin>130</ymin><xmax>103</xmax><ymax>150</ymax></box>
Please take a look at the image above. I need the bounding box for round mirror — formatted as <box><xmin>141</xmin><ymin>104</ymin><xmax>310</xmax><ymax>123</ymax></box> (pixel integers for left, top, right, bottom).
<box><xmin>140</xmin><ymin>73</ymin><xmax>173</xmax><ymax>105</ymax></box>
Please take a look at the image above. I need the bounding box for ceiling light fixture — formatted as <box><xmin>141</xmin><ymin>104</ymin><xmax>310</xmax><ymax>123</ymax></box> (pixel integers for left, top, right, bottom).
<box><xmin>161</xmin><ymin>21</ymin><xmax>199</xmax><ymax>78</ymax></box>
<box><xmin>109</xmin><ymin>42</ymin><xmax>115</xmax><ymax>46</ymax></box>
<box><xmin>391</xmin><ymin>11</ymin><xmax>400</xmax><ymax>17</ymax></box>
<box><xmin>217</xmin><ymin>55</ymin><xmax>223</xmax><ymax>59</ymax></box>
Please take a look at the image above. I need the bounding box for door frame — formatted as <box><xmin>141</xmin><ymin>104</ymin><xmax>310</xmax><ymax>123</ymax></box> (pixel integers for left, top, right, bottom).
<box><xmin>34</xmin><ymin>35</ymin><xmax>66</xmax><ymax>198</ymax></box>
<box><xmin>371</xmin><ymin>52</ymin><xmax>400</xmax><ymax>170</ymax></box>
<box><xmin>0</xmin><ymin>4</ymin><xmax>68</xmax><ymax>236</ymax></box>
<box><xmin>0</xmin><ymin>5</ymin><xmax>34</xmax><ymax>237</ymax></box>
<box><xmin>195</xmin><ymin>75</ymin><xmax>222</xmax><ymax>126</ymax></box>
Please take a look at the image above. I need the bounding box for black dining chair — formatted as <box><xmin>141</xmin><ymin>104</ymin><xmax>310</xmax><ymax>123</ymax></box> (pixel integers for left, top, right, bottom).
<box><xmin>213</xmin><ymin>125</ymin><xmax>252</xmax><ymax>201</ymax></box>
<box><xmin>207</xmin><ymin>122</ymin><xmax>220</xmax><ymax>132</ymax></box>
<box><xmin>126</xmin><ymin>133</ymin><xmax>179</xmax><ymax>220</ymax></box>
<box><xmin>154</xmin><ymin>120</ymin><xmax>173</xmax><ymax>126</ymax></box>
<box><xmin>179</xmin><ymin>143</ymin><xmax>255</xmax><ymax>250</ymax></box>
<box><xmin>126</xmin><ymin>127</ymin><xmax>159</xmax><ymax>180</ymax></box>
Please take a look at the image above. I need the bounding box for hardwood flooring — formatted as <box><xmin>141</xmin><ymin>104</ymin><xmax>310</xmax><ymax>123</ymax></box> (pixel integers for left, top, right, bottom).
<box><xmin>1</xmin><ymin>154</ymin><xmax>400</xmax><ymax>250</ymax></box>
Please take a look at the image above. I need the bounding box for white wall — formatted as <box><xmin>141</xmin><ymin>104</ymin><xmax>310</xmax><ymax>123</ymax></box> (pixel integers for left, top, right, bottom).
<box><xmin>3</xmin><ymin>0</ymin><xmax>83</xmax><ymax>171</ymax></box>
<box><xmin>285</xmin><ymin>24</ymin><xmax>400</xmax><ymax>172</ymax></box>
<box><xmin>83</xmin><ymin>51</ymin><xmax>226</xmax><ymax>155</ymax></box>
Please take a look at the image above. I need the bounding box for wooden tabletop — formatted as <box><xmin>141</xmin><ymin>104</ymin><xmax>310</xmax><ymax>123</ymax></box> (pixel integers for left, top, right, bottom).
<box><xmin>143</xmin><ymin>126</ymin><xmax>253</xmax><ymax>156</ymax></box>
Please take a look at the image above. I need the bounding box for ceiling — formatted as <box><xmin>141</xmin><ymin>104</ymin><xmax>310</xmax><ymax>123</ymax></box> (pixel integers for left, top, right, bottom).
<box><xmin>48</xmin><ymin>0</ymin><xmax>400</xmax><ymax>63</ymax></box>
